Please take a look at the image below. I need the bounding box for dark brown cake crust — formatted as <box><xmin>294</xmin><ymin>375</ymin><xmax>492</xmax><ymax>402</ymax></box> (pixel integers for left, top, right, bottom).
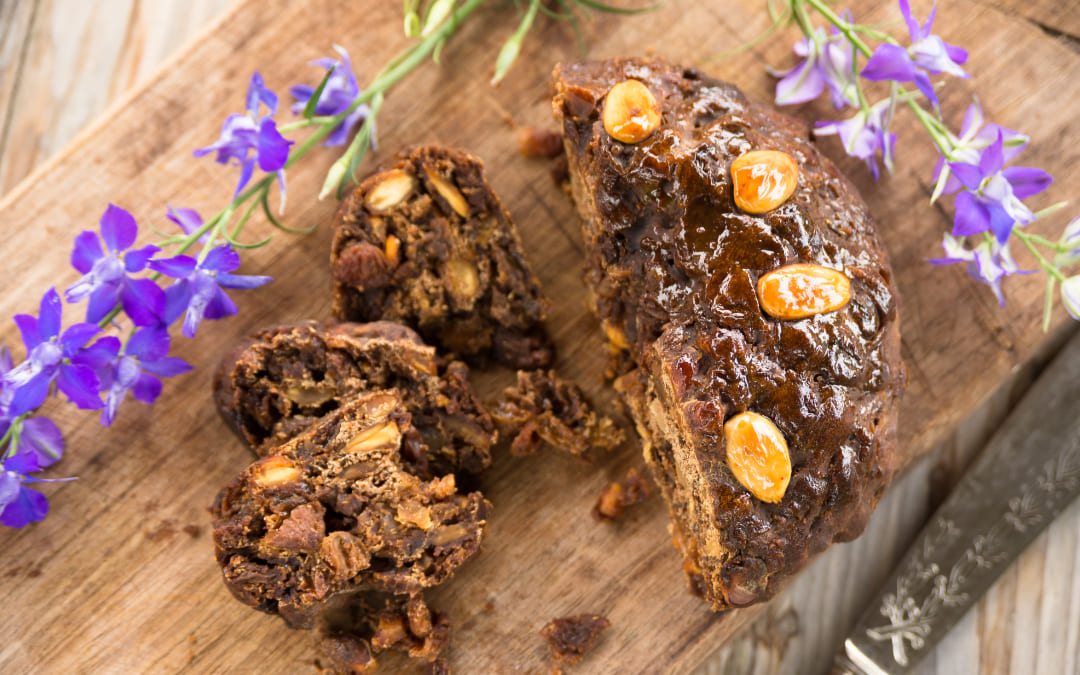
<box><xmin>331</xmin><ymin>144</ymin><xmax>553</xmax><ymax>369</ymax></box>
<box><xmin>554</xmin><ymin>58</ymin><xmax>904</xmax><ymax>610</ymax></box>
<box><xmin>489</xmin><ymin>369</ymin><xmax>624</xmax><ymax>458</ymax></box>
<box><xmin>213</xmin><ymin>320</ymin><xmax>495</xmax><ymax>478</ymax></box>
<box><xmin>211</xmin><ymin>391</ymin><xmax>490</xmax><ymax>630</ymax></box>
<box><xmin>540</xmin><ymin>614</ymin><xmax>611</xmax><ymax>665</ymax></box>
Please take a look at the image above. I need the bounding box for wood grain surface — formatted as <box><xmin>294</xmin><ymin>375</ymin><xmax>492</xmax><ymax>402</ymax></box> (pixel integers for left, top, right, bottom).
<box><xmin>1</xmin><ymin>1</ymin><xmax>1078</xmax><ymax>673</ymax></box>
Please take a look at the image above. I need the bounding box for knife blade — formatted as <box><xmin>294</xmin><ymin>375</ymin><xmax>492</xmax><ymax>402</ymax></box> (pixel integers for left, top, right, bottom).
<box><xmin>832</xmin><ymin>329</ymin><xmax>1080</xmax><ymax>675</ymax></box>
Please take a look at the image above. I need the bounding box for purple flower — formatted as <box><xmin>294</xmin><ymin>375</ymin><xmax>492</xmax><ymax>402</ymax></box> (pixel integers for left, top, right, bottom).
<box><xmin>861</xmin><ymin>0</ymin><xmax>968</xmax><ymax>108</ymax></box>
<box><xmin>290</xmin><ymin>45</ymin><xmax>374</xmax><ymax>147</ymax></box>
<box><xmin>931</xmin><ymin>100</ymin><xmax>1029</xmax><ymax>199</ymax></box>
<box><xmin>149</xmin><ymin>245</ymin><xmax>272</xmax><ymax>338</ymax></box>
<box><xmin>167</xmin><ymin>205</ymin><xmax>210</xmax><ymax>244</ymax></box>
<box><xmin>815</xmin><ymin>96</ymin><xmax>897</xmax><ymax>179</ymax></box>
<box><xmin>65</xmin><ymin>204</ymin><xmax>161</xmax><ymax>326</ymax></box>
<box><xmin>5</xmin><ymin>289</ymin><xmax>102</xmax><ymax>416</ymax></box>
<box><xmin>948</xmin><ymin>132</ymin><xmax>1053</xmax><ymax>243</ymax></box>
<box><xmin>774</xmin><ymin>17</ymin><xmax>858</xmax><ymax>109</ymax></box>
<box><xmin>194</xmin><ymin>72</ymin><xmax>294</xmax><ymax>202</ymax></box>
<box><xmin>1055</xmin><ymin>216</ymin><xmax>1080</xmax><ymax>268</ymax></box>
<box><xmin>77</xmin><ymin>328</ymin><xmax>192</xmax><ymax>426</ymax></box>
<box><xmin>0</xmin><ymin>451</ymin><xmax>75</xmax><ymax>528</ymax></box>
<box><xmin>0</xmin><ymin>347</ymin><xmax>64</xmax><ymax>467</ymax></box>
<box><xmin>929</xmin><ymin>233</ymin><xmax>1031</xmax><ymax>306</ymax></box>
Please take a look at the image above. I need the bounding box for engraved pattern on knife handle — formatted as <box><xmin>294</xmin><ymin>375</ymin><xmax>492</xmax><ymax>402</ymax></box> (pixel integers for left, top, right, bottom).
<box><xmin>864</xmin><ymin>439</ymin><xmax>1080</xmax><ymax>666</ymax></box>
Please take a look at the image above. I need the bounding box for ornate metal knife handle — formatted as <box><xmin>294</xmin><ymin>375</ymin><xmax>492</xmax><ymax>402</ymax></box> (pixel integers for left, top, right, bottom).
<box><xmin>834</xmin><ymin>330</ymin><xmax>1080</xmax><ymax>675</ymax></box>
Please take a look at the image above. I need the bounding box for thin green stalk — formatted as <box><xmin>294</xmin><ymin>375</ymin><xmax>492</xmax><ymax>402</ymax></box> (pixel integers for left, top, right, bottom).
<box><xmin>1015</xmin><ymin>230</ymin><xmax>1067</xmax><ymax>282</ymax></box>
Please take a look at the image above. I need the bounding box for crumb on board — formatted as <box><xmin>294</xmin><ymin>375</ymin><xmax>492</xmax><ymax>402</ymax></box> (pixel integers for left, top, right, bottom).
<box><xmin>540</xmin><ymin>614</ymin><xmax>611</xmax><ymax>665</ymax></box>
<box><xmin>593</xmin><ymin>468</ymin><xmax>654</xmax><ymax>522</ymax></box>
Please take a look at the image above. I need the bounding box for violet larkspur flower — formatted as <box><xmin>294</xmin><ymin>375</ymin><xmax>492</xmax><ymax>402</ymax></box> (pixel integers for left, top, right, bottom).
<box><xmin>149</xmin><ymin>245</ymin><xmax>272</xmax><ymax>338</ymax></box>
<box><xmin>193</xmin><ymin>72</ymin><xmax>294</xmax><ymax>202</ymax></box>
<box><xmin>75</xmin><ymin>328</ymin><xmax>192</xmax><ymax>426</ymax></box>
<box><xmin>861</xmin><ymin>0</ymin><xmax>968</xmax><ymax>108</ymax></box>
<box><xmin>948</xmin><ymin>132</ymin><xmax>1053</xmax><ymax>243</ymax></box>
<box><xmin>931</xmin><ymin>100</ymin><xmax>1029</xmax><ymax>200</ymax></box>
<box><xmin>290</xmin><ymin>45</ymin><xmax>374</xmax><ymax>147</ymax></box>
<box><xmin>0</xmin><ymin>347</ymin><xmax>64</xmax><ymax>467</ymax></box>
<box><xmin>65</xmin><ymin>204</ymin><xmax>161</xmax><ymax>326</ymax></box>
<box><xmin>928</xmin><ymin>233</ymin><xmax>1031</xmax><ymax>306</ymax></box>
<box><xmin>774</xmin><ymin>16</ymin><xmax>858</xmax><ymax>109</ymax></box>
<box><xmin>5</xmin><ymin>289</ymin><xmax>102</xmax><ymax>416</ymax></box>
<box><xmin>815</xmin><ymin>96</ymin><xmax>897</xmax><ymax>179</ymax></box>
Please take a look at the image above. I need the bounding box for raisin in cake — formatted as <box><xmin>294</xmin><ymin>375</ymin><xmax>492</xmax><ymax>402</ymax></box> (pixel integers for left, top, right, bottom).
<box><xmin>331</xmin><ymin>145</ymin><xmax>553</xmax><ymax>369</ymax></box>
<box><xmin>214</xmin><ymin>320</ymin><xmax>495</xmax><ymax>478</ymax></box>
<box><xmin>553</xmin><ymin>58</ymin><xmax>905</xmax><ymax>610</ymax></box>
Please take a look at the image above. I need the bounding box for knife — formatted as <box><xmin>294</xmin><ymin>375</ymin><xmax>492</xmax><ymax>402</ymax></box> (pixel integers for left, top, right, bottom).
<box><xmin>832</xmin><ymin>329</ymin><xmax>1080</xmax><ymax>675</ymax></box>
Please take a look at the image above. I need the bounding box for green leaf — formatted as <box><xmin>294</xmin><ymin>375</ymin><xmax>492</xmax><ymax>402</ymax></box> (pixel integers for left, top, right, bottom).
<box><xmin>302</xmin><ymin>66</ymin><xmax>336</xmax><ymax>120</ymax></box>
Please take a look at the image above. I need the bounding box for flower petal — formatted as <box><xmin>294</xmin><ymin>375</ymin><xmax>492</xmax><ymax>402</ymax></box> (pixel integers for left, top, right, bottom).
<box><xmin>9</xmin><ymin>371</ymin><xmax>54</xmax><ymax>417</ymax></box>
<box><xmin>57</xmin><ymin>363</ymin><xmax>103</xmax><ymax>410</ymax></box>
<box><xmin>775</xmin><ymin>58</ymin><xmax>826</xmax><ymax>106</ymax></box>
<box><xmin>202</xmin><ymin>245</ymin><xmax>241</xmax><ymax>273</ymax></box>
<box><xmin>123</xmin><ymin>245</ymin><xmax>160</xmax><ymax>273</ymax></box>
<box><xmin>149</xmin><ymin>255</ymin><xmax>197</xmax><ymax>279</ymax></box>
<box><xmin>20</xmin><ymin>417</ymin><xmax>64</xmax><ymax>467</ymax></box>
<box><xmin>99</xmin><ymin>204</ymin><xmax>138</xmax><ymax>253</ymax></box>
<box><xmin>140</xmin><ymin>356</ymin><xmax>193</xmax><ymax>378</ymax></box>
<box><xmin>69</xmin><ymin>335</ymin><xmax>120</xmax><ymax>375</ymax></box>
<box><xmin>37</xmin><ymin>289</ymin><xmax>63</xmax><ymax>342</ymax></box>
<box><xmin>861</xmin><ymin>44</ymin><xmax>917</xmax><ymax>82</ymax></box>
<box><xmin>132</xmin><ymin>373</ymin><xmax>163</xmax><ymax>405</ymax></box>
<box><xmin>215</xmin><ymin>271</ymin><xmax>273</xmax><ymax>290</ymax></box>
<box><xmin>952</xmin><ymin>190</ymin><xmax>991</xmax><ymax>236</ymax></box>
<box><xmin>13</xmin><ymin>314</ymin><xmax>41</xmax><ymax>351</ymax></box>
<box><xmin>71</xmin><ymin>231</ymin><xmax>104</xmax><ymax>275</ymax></box>
<box><xmin>120</xmin><ymin>278</ymin><xmax>166</xmax><ymax>327</ymax></box>
<box><xmin>0</xmin><ymin>485</ymin><xmax>49</xmax><ymax>528</ymax></box>
<box><xmin>125</xmin><ymin>326</ymin><xmax>170</xmax><ymax>363</ymax></box>
<box><xmin>1002</xmin><ymin>166</ymin><xmax>1053</xmax><ymax>199</ymax></box>
<box><xmin>898</xmin><ymin>0</ymin><xmax>921</xmax><ymax>41</ymax></box>
<box><xmin>912</xmin><ymin>71</ymin><xmax>939</xmax><ymax>108</ymax></box>
<box><xmin>235</xmin><ymin>157</ymin><xmax>256</xmax><ymax>196</ymax></box>
<box><xmin>979</xmin><ymin>132</ymin><xmax>1005</xmax><ymax>175</ymax></box>
<box><xmin>1062</xmin><ymin>276</ymin><xmax>1080</xmax><ymax>320</ymax></box>
<box><xmin>947</xmin><ymin>162</ymin><xmax>984</xmax><ymax>191</ymax></box>
<box><xmin>256</xmin><ymin>119</ymin><xmax>293</xmax><ymax>172</ymax></box>
<box><xmin>85</xmin><ymin>284</ymin><xmax>119</xmax><ymax>325</ymax></box>
<box><xmin>987</xmin><ymin>203</ymin><xmax>1017</xmax><ymax>243</ymax></box>
<box><xmin>59</xmin><ymin>322</ymin><xmax>101</xmax><ymax>356</ymax></box>
<box><xmin>203</xmin><ymin>287</ymin><xmax>238</xmax><ymax>321</ymax></box>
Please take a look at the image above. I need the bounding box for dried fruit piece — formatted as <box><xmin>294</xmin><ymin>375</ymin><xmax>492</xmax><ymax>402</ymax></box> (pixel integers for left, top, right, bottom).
<box><xmin>425</xmin><ymin>168</ymin><xmax>470</xmax><ymax>217</ymax></box>
<box><xmin>723</xmin><ymin>412</ymin><xmax>791</xmax><ymax>503</ymax></box>
<box><xmin>251</xmin><ymin>456</ymin><xmax>301</xmax><ymax>488</ymax></box>
<box><xmin>593</xmin><ymin>467</ymin><xmax>653</xmax><ymax>522</ymax></box>
<box><xmin>518</xmin><ymin>126</ymin><xmax>564</xmax><ymax>159</ymax></box>
<box><xmin>757</xmin><ymin>263</ymin><xmax>851</xmax><ymax>320</ymax></box>
<box><xmin>602</xmin><ymin>80</ymin><xmax>661</xmax><ymax>144</ymax></box>
<box><xmin>366</xmin><ymin>169</ymin><xmax>416</xmax><ymax>213</ymax></box>
<box><xmin>730</xmin><ymin>150</ymin><xmax>798</xmax><ymax>214</ymax></box>
<box><xmin>345</xmin><ymin>420</ymin><xmax>402</xmax><ymax>454</ymax></box>
<box><xmin>384</xmin><ymin>234</ymin><xmax>401</xmax><ymax>265</ymax></box>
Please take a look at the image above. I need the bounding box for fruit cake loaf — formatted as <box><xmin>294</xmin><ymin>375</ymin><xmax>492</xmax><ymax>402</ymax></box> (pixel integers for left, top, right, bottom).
<box><xmin>553</xmin><ymin>57</ymin><xmax>905</xmax><ymax>610</ymax></box>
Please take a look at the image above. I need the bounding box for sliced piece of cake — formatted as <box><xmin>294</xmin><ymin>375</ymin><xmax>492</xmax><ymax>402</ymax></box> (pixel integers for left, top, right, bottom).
<box><xmin>214</xmin><ymin>320</ymin><xmax>495</xmax><ymax>478</ymax></box>
<box><xmin>331</xmin><ymin>145</ymin><xmax>553</xmax><ymax>369</ymax></box>
<box><xmin>211</xmin><ymin>390</ymin><xmax>489</xmax><ymax>630</ymax></box>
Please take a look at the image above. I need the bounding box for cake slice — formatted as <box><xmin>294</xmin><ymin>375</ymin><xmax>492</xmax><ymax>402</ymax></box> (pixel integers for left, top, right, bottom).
<box><xmin>553</xmin><ymin>58</ymin><xmax>905</xmax><ymax>610</ymax></box>
<box><xmin>331</xmin><ymin>144</ymin><xmax>553</xmax><ymax>369</ymax></box>
<box><xmin>211</xmin><ymin>390</ymin><xmax>489</xmax><ymax>630</ymax></box>
<box><xmin>213</xmin><ymin>320</ymin><xmax>495</xmax><ymax>478</ymax></box>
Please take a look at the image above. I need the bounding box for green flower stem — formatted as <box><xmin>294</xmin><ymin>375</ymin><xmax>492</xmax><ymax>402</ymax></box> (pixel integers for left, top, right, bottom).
<box><xmin>1015</xmin><ymin>229</ymin><xmax>1067</xmax><ymax>282</ymax></box>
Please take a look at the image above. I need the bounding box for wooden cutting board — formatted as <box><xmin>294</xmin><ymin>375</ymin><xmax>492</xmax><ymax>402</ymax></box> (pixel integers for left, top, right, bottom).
<box><xmin>1</xmin><ymin>0</ymin><xmax>1077</xmax><ymax>672</ymax></box>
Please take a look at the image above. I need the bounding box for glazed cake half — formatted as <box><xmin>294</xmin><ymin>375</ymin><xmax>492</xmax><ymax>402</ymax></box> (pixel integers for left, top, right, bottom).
<box><xmin>553</xmin><ymin>58</ymin><xmax>905</xmax><ymax>610</ymax></box>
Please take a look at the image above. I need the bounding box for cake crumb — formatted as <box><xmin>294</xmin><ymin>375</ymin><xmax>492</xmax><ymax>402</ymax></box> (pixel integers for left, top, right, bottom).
<box><xmin>593</xmin><ymin>468</ymin><xmax>653</xmax><ymax>522</ymax></box>
<box><xmin>518</xmin><ymin>127</ymin><xmax>564</xmax><ymax>159</ymax></box>
<box><xmin>540</xmin><ymin>614</ymin><xmax>611</xmax><ymax>665</ymax></box>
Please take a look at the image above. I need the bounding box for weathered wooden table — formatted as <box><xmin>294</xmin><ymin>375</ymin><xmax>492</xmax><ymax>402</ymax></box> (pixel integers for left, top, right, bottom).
<box><xmin>1</xmin><ymin>1</ymin><xmax>1078</xmax><ymax>673</ymax></box>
